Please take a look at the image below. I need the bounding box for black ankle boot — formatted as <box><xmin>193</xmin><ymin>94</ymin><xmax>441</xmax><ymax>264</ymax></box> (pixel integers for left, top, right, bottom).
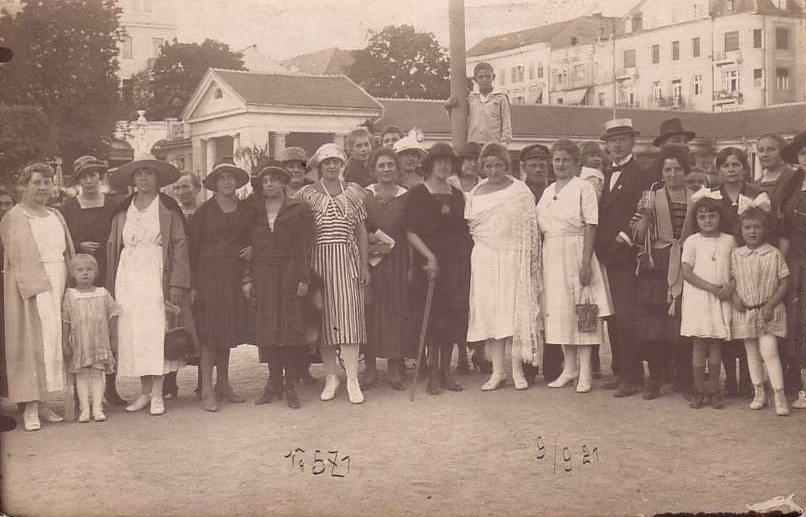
<box><xmin>285</xmin><ymin>379</ymin><xmax>300</xmax><ymax>409</ymax></box>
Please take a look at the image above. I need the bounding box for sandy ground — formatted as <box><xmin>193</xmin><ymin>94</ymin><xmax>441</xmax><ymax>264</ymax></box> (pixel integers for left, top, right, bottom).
<box><xmin>1</xmin><ymin>344</ymin><xmax>805</xmax><ymax>517</ymax></box>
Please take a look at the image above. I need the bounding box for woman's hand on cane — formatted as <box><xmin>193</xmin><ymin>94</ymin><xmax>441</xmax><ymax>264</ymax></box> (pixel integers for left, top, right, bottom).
<box><xmin>424</xmin><ymin>256</ymin><xmax>439</xmax><ymax>281</ymax></box>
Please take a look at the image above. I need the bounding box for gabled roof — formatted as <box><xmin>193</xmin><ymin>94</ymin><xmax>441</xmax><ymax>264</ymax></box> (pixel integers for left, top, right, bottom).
<box><xmin>375</xmin><ymin>98</ymin><xmax>805</xmax><ymax>140</ymax></box>
<box><xmin>468</xmin><ymin>15</ymin><xmax>623</xmax><ymax>57</ymax></box>
<box><xmin>239</xmin><ymin>45</ymin><xmax>290</xmax><ymax>74</ymax></box>
<box><xmin>282</xmin><ymin>47</ymin><xmax>356</xmax><ymax>75</ymax></box>
<box><xmin>214</xmin><ymin>69</ymin><xmax>381</xmax><ymax>110</ymax></box>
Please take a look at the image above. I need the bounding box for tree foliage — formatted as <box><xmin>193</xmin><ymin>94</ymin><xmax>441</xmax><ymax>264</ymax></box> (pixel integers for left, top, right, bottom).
<box><xmin>0</xmin><ymin>105</ymin><xmax>58</xmax><ymax>185</ymax></box>
<box><xmin>129</xmin><ymin>39</ymin><xmax>246</xmax><ymax>120</ymax></box>
<box><xmin>0</xmin><ymin>0</ymin><xmax>123</xmax><ymax>172</ymax></box>
<box><xmin>347</xmin><ymin>25</ymin><xmax>450</xmax><ymax>100</ymax></box>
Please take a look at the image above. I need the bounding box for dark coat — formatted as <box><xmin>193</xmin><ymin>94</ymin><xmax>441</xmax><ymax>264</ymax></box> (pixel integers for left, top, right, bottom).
<box><xmin>246</xmin><ymin>196</ymin><xmax>315</xmax><ymax>352</ymax></box>
<box><xmin>595</xmin><ymin>158</ymin><xmax>654</xmax><ymax>268</ymax></box>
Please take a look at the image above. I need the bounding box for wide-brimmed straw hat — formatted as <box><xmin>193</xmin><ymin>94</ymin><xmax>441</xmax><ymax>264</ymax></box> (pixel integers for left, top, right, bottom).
<box><xmin>653</xmin><ymin>118</ymin><xmax>696</xmax><ymax>147</ymax></box>
<box><xmin>600</xmin><ymin>118</ymin><xmax>640</xmax><ymax>141</ymax></box>
<box><xmin>68</xmin><ymin>155</ymin><xmax>108</xmax><ymax>185</ymax></box>
<box><xmin>202</xmin><ymin>162</ymin><xmax>250</xmax><ymax>191</ymax></box>
<box><xmin>307</xmin><ymin>143</ymin><xmax>346</xmax><ymax>172</ymax></box>
<box><xmin>393</xmin><ymin>136</ymin><xmax>427</xmax><ymax>157</ymax></box>
<box><xmin>782</xmin><ymin>131</ymin><xmax>806</xmax><ymax>165</ymax></box>
<box><xmin>114</xmin><ymin>153</ymin><xmax>180</xmax><ymax>188</ymax></box>
<box><xmin>421</xmin><ymin>142</ymin><xmax>457</xmax><ymax>174</ymax></box>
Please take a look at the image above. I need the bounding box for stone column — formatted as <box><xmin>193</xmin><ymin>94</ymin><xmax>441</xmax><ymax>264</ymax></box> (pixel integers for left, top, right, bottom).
<box><xmin>206</xmin><ymin>137</ymin><xmax>218</xmax><ymax>174</ymax></box>
<box><xmin>232</xmin><ymin>132</ymin><xmax>241</xmax><ymax>155</ymax></box>
<box><xmin>272</xmin><ymin>132</ymin><xmax>288</xmax><ymax>159</ymax></box>
<box><xmin>333</xmin><ymin>133</ymin><xmax>347</xmax><ymax>150</ymax></box>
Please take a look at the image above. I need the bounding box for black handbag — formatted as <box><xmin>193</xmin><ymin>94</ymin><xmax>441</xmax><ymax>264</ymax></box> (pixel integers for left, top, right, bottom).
<box><xmin>164</xmin><ymin>302</ymin><xmax>194</xmax><ymax>361</ymax></box>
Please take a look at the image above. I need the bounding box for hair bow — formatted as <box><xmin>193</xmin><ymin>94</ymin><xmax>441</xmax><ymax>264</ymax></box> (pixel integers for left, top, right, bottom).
<box><xmin>690</xmin><ymin>187</ymin><xmax>723</xmax><ymax>202</ymax></box>
<box><xmin>737</xmin><ymin>192</ymin><xmax>772</xmax><ymax>215</ymax></box>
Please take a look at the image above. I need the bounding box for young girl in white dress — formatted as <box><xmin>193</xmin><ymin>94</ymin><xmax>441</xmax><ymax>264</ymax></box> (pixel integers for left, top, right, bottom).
<box><xmin>729</xmin><ymin>203</ymin><xmax>790</xmax><ymax>416</ymax></box>
<box><xmin>681</xmin><ymin>193</ymin><xmax>736</xmax><ymax>409</ymax></box>
<box><xmin>62</xmin><ymin>254</ymin><xmax>119</xmax><ymax>423</ymax></box>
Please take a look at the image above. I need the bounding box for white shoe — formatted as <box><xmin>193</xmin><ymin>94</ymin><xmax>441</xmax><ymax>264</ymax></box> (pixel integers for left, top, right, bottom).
<box><xmin>576</xmin><ymin>379</ymin><xmax>592</xmax><ymax>393</ymax></box>
<box><xmin>512</xmin><ymin>366</ymin><xmax>529</xmax><ymax>390</ymax></box>
<box><xmin>320</xmin><ymin>375</ymin><xmax>340</xmax><ymax>401</ymax></box>
<box><xmin>150</xmin><ymin>396</ymin><xmax>165</xmax><ymax>416</ymax></box>
<box><xmin>749</xmin><ymin>384</ymin><xmax>766</xmax><ymax>410</ymax></box>
<box><xmin>92</xmin><ymin>407</ymin><xmax>106</xmax><ymax>422</ymax></box>
<box><xmin>23</xmin><ymin>403</ymin><xmax>41</xmax><ymax>431</ymax></box>
<box><xmin>346</xmin><ymin>378</ymin><xmax>364</xmax><ymax>404</ymax></box>
<box><xmin>791</xmin><ymin>390</ymin><xmax>806</xmax><ymax>409</ymax></box>
<box><xmin>125</xmin><ymin>394</ymin><xmax>150</xmax><ymax>412</ymax></box>
<box><xmin>40</xmin><ymin>407</ymin><xmax>64</xmax><ymax>423</ymax></box>
<box><xmin>548</xmin><ymin>372</ymin><xmax>578</xmax><ymax>388</ymax></box>
<box><xmin>481</xmin><ymin>375</ymin><xmax>507</xmax><ymax>391</ymax></box>
<box><xmin>78</xmin><ymin>409</ymin><xmax>90</xmax><ymax>423</ymax></box>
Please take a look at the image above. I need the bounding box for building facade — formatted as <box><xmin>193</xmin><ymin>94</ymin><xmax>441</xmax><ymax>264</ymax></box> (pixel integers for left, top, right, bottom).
<box><xmin>467</xmin><ymin>0</ymin><xmax>805</xmax><ymax>112</ymax></box>
<box><xmin>117</xmin><ymin>0</ymin><xmax>178</xmax><ymax>79</ymax></box>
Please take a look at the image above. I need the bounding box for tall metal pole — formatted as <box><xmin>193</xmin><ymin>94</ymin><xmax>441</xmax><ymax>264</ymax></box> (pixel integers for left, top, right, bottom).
<box><xmin>449</xmin><ymin>0</ymin><xmax>468</xmax><ymax>150</ymax></box>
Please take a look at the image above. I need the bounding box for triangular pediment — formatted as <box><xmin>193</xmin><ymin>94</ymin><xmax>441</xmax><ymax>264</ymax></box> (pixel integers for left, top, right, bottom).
<box><xmin>182</xmin><ymin>69</ymin><xmax>247</xmax><ymax>121</ymax></box>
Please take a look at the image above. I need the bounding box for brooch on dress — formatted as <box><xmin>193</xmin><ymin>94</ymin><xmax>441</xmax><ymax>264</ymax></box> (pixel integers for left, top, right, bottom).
<box><xmin>440</xmin><ymin>203</ymin><xmax>451</xmax><ymax>215</ymax></box>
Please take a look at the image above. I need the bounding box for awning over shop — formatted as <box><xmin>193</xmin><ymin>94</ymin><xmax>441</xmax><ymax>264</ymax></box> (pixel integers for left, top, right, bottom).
<box><xmin>559</xmin><ymin>87</ymin><xmax>590</xmax><ymax>106</ymax></box>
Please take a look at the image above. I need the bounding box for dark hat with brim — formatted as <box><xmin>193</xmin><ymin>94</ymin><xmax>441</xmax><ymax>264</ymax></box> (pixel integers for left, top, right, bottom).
<box><xmin>782</xmin><ymin>131</ymin><xmax>806</xmax><ymax>165</ymax></box>
<box><xmin>421</xmin><ymin>142</ymin><xmax>457</xmax><ymax>174</ymax></box>
<box><xmin>114</xmin><ymin>154</ymin><xmax>180</xmax><ymax>188</ymax></box>
<box><xmin>68</xmin><ymin>155</ymin><xmax>108</xmax><ymax>185</ymax></box>
<box><xmin>203</xmin><ymin>162</ymin><xmax>250</xmax><ymax>191</ymax></box>
<box><xmin>255</xmin><ymin>164</ymin><xmax>291</xmax><ymax>183</ymax></box>
<box><xmin>653</xmin><ymin>117</ymin><xmax>696</xmax><ymax>147</ymax></box>
<box><xmin>601</xmin><ymin>118</ymin><xmax>640</xmax><ymax>141</ymax></box>
<box><xmin>519</xmin><ymin>144</ymin><xmax>550</xmax><ymax>162</ymax></box>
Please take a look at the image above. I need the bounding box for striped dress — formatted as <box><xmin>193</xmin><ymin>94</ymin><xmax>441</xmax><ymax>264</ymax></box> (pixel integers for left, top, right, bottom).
<box><xmin>297</xmin><ymin>182</ymin><xmax>367</xmax><ymax>347</ymax></box>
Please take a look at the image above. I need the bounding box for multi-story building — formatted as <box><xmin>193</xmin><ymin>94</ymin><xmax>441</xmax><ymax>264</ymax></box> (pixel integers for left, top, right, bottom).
<box><xmin>467</xmin><ymin>15</ymin><xmax>624</xmax><ymax>106</ymax></box>
<box><xmin>468</xmin><ymin>0</ymin><xmax>805</xmax><ymax>112</ymax></box>
<box><xmin>117</xmin><ymin>0</ymin><xmax>177</xmax><ymax>79</ymax></box>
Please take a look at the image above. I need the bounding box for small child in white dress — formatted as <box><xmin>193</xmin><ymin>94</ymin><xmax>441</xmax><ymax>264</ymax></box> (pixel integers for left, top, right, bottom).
<box><xmin>61</xmin><ymin>254</ymin><xmax>119</xmax><ymax>423</ymax></box>
<box><xmin>729</xmin><ymin>203</ymin><xmax>790</xmax><ymax>416</ymax></box>
<box><xmin>681</xmin><ymin>195</ymin><xmax>736</xmax><ymax>409</ymax></box>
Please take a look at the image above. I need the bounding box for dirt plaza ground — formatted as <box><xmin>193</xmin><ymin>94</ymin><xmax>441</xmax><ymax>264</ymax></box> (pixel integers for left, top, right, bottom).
<box><xmin>1</xmin><ymin>345</ymin><xmax>804</xmax><ymax>517</ymax></box>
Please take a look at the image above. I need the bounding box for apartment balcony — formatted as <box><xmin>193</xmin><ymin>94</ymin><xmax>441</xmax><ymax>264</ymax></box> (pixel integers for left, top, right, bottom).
<box><xmin>712</xmin><ymin>90</ymin><xmax>743</xmax><ymax>105</ymax></box>
<box><xmin>657</xmin><ymin>96</ymin><xmax>684</xmax><ymax>109</ymax></box>
<box><xmin>615</xmin><ymin>67</ymin><xmax>638</xmax><ymax>80</ymax></box>
<box><xmin>712</xmin><ymin>51</ymin><xmax>742</xmax><ymax>65</ymax></box>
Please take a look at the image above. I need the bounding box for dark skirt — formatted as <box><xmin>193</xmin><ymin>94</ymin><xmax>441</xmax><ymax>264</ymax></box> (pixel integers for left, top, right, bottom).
<box><xmin>196</xmin><ymin>254</ymin><xmax>248</xmax><ymax>349</ymax></box>
<box><xmin>254</xmin><ymin>262</ymin><xmax>306</xmax><ymax>363</ymax></box>
<box><xmin>635</xmin><ymin>271</ymin><xmax>682</xmax><ymax>348</ymax></box>
<box><xmin>366</xmin><ymin>243</ymin><xmax>410</xmax><ymax>359</ymax></box>
<box><xmin>409</xmin><ymin>243</ymin><xmax>471</xmax><ymax>351</ymax></box>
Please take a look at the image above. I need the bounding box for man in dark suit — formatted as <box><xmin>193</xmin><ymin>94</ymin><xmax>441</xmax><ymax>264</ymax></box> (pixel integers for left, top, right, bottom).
<box><xmin>595</xmin><ymin>118</ymin><xmax>655</xmax><ymax>397</ymax></box>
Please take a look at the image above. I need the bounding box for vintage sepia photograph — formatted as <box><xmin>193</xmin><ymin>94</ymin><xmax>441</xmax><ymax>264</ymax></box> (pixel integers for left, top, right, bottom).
<box><xmin>0</xmin><ymin>0</ymin><xmax>805</xmax><ymax>515</ymax></box>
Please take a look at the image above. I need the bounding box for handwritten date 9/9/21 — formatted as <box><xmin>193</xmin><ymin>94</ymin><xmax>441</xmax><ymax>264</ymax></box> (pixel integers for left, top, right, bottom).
<box><xmin>535</xmin><ymin>436</ymin><xmax>600</xmax><ymax>474</ymax></box>
<box><xmin>284</xmin><ymin>448</ymin><xmax>351</xmax><ymax>477</ymax></box>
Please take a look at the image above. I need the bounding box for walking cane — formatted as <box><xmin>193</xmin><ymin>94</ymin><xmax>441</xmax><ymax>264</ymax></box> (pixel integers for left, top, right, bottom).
<box><xmin>410</xmin><ymin>279</ymin><xmax>436</xmax><ymax>402</ymax></box>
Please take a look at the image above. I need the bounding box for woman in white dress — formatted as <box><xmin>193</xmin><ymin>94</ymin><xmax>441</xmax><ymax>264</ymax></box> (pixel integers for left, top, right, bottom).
<box><xmin>536</xmin><ymin>140</ymin><xmax>613</xmax><ymax>393</ymax></box>
<box><xmin>107</xmin><ymin>155</ymin><xmax>192</xmax><ymax>416</ymax></box>
<box><xmin>466</xmin><ymin>143</ymin><xmax>542</xmax><ymax>391</ymax></box>
<box><xmin>1</xmin><ymin>163</ymin><xmax>75</xmax><ymax>430</ymax></box>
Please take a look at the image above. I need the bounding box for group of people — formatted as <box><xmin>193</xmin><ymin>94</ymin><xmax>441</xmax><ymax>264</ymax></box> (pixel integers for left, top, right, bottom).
<box><xmin>1</xmin><ymin>61</ymin><xmax>805</xmax><ymax>432</ymax></box>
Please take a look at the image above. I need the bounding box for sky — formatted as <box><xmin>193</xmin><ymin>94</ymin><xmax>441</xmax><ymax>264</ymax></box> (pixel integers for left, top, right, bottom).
<box><xmin>176</xmin><ymin>0</ymin><xmax>640</xmax><ymax>61</ymax></box>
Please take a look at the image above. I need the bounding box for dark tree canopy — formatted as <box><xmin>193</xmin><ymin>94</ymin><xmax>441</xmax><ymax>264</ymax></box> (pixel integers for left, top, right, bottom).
<box><xmin>130</xmin><ymin>39</ymin><xmax>246</xmax><ymax>120</ymax></box>
<box><xmin>0</xmin><ymin>105</ymin><xmax>58</xmax><ymax>186</ymax></box>
<box><xmin>0</xmin><ymin>0</ymin><xmax>124</xmax><ymax>173</ymax></box>
<box><xmin>347</xmin><ymin>25</ymin><xmax>450</xmax><ymax>100</ymax></box>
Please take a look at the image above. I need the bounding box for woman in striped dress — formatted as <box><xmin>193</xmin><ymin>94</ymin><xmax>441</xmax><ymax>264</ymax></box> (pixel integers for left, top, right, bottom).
<box><xmin>296</xmin><ymin>143</ymin><xmax>370</xmax><ymax>404</ymax></box>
